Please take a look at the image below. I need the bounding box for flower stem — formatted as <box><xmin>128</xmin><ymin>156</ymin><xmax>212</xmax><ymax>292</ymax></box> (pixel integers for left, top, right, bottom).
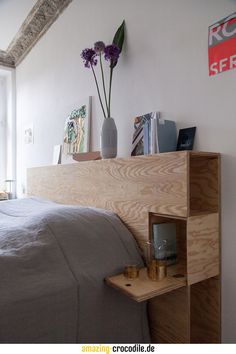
<box><xmin>108</xmin><ymin>67</ymin><xmax>113</xmax><ymax>117</ymax></box>
<box><xmin>100</xmin><ymin>54</ymin><xmax>109</xmax><ymax>117</ymax></box>
<box><xmin>91</xmin><ymin>65</ymin><xmax>106</xmax><ymax>118</ymax></box>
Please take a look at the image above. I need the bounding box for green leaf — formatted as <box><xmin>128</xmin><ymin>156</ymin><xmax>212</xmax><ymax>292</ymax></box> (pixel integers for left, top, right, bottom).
<box><xmin>113</xmin><ymin>20</ymin><xmax>125</xmax><ymax>54</ymax></box>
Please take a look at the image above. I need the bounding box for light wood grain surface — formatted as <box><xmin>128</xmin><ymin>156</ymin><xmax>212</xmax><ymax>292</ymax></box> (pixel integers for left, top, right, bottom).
<box><xmin>106</xmin><ymin>267</ymin><xmax>186</xmax><ymax>302</ymax></box>
<box><xmin>28</xmin><ymin>152</ymin><xmax>189</xmax><ymax>249</ymax></box>
<box><xmin>190</xmin><ymin>277</ymin><xmax>221</xmax><ymax>343</ymax></box>
<box><xmin>148</xmin><ymin>287</ymin><xmax>190</xmax><ymax>343</ymax></box>
<box><xmin>189</xmin><ymin>155</ymin><xmax>219</xmax><ymax>215</ymax></box>
<box><xmin>187</xmin><ymin>213</ymin><xmax>219</xmax><ymax>285</ymax></box>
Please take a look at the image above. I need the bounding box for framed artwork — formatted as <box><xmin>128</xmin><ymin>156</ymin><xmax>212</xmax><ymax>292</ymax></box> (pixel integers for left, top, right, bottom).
<box><xmin>24</xmin><ymin>124</ymin><xmax>34</xmax><ymax>144</ymax></box>
<box><xmin>63</xmin><ymin>97</ymin><xmax>91</xmax><ymax>155</ymax></box>
<box><xmin>176</xmin><ymin>127</ymin><xmax>196</xmax><ymax>151</ymax></box>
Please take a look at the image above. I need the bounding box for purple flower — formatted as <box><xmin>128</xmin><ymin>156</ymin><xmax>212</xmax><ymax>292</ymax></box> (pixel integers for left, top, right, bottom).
<box><xmin>104</xmin><ymin>44</ymin><xmax>120</xmax><ymax>63</ymax></box>
<box><xmin>94</xmin><ymin>41</ymin><xmax>105</xmax><ymax>54</ymax></box>
<box><xmin>81</xmin><ymin>48</ymin><xmax>97</xmax><ymax>68</ymax></box>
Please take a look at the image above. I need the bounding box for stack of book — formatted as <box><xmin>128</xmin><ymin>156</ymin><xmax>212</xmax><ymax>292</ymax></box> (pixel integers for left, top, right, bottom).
<box><xmin>131</xmin><ymin>111</ymin><xmax>177</xmax><ymax>156</ymax></box>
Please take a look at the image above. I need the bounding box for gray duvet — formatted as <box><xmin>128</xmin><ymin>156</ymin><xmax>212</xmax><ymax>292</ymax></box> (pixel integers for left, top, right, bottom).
<box><xmin>0</xmin><ymin>197</ymin><xmax>150</xmax><ymax>343</ymax></box>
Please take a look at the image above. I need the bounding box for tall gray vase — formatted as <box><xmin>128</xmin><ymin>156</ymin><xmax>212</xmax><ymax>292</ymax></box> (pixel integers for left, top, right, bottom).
<box><xmin>101</xmin><ymin>117</ymin><xmax>117</xmax><ymax>159</ymax></box>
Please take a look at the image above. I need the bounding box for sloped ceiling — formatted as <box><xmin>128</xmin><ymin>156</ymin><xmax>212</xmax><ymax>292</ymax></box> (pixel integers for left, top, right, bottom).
<box><xmin>0</xmin><ymin>0</ymin><xmax>73</xmax><ymax>68</ymax></box>
<box><xmin>0</xmin><ymin>0</ymin><xmax>37</xmax><ymax>51</ymax></box>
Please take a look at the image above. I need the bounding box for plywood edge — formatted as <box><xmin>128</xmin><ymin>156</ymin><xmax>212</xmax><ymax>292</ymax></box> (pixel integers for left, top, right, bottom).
<box><xmin>187</xmin><ymin>151</ymin><xmax>190</xmax><ymax>217</ymax></box>
<box><xmin>27</xmin><ymin>151</ymin><xmax>220</xmax><ymax>174</ymax></box>
<box><xmin>189</xmin><ymin>151</ymin><xmax>220</xmax><ymax>158</ymax></box>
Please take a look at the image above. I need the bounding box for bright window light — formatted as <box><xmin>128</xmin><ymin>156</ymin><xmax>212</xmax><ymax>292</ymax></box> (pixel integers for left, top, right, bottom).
<box><xmin>0</xmin><ymin>68</ymin><xmax>16</xmax><ymax>196</ymax></box>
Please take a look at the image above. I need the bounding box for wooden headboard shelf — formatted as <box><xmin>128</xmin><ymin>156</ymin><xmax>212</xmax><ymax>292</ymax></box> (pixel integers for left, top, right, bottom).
<box><xmin>27</xmin><ymin>151</ymin><xmax>221</xmax><ymax>343</ymax></box>
<box><xmin>27</xmin><ymin>151</ymin><xmax>219</xmax><ymax>249</ymax></box>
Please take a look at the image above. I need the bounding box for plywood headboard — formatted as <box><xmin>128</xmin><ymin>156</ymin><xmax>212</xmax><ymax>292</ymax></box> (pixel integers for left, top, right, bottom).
<box><xmin>27</xmin><ymin>151</ymin><xmax>191</xmax><ymax>249</ymax></box>
<box><xmin>27</xmin><ymin>151</ymin><xmax>220</xmax><ymax>249</ymax></box>
<box><xmin>27</xmin><ymin>150</ymin><xmax>221</xmax><ymax>344</ymax></box>
<box><xmin>27</xmin><ymin>151</ymin><xmax>219</xmax><ymax>247</ymax></box>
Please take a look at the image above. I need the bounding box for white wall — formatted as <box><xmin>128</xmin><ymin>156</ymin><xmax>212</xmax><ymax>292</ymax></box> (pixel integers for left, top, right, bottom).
<box><xmin>0</xmin><ymin>77</ymin><xmax>7</xmax><ymax>187</ymax></box>
<box><xmin>16</xmin><ymin>0</ymin><xmax>236</xmax><ymax>342</ymax></box>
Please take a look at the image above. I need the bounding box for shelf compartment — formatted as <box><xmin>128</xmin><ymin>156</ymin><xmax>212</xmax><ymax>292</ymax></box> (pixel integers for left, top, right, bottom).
<box><xmin>105</xmin><ymin>267</ymin><xmax>186</xmax><ymax>302</ymax></box>
<box><xmin>149</xmin><ymin>212</ymin><xmax>219</xmax><ymax>285</ymax></box>
<box><xmin>149</xmin><ymin>276</ymin><xmax>221</xmax><ymax>344</ymax></box>
<box><xmin>149</xmin><ymin>213</ymin><xmax>187</xmax><ymax>278</ymax></box>
<box><xmin>189</xmin><ymin>153</ymin><xmax>220</xmax><ymax>216</ymax></box>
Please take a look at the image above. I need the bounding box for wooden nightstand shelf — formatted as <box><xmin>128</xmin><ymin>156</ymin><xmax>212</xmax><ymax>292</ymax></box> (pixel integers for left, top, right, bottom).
<box><xmin>106</xmin><ymin>267</ymin><xmax>186</xmax><ymax>302</ymax></box>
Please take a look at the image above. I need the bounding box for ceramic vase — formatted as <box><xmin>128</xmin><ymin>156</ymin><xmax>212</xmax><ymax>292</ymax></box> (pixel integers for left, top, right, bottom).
<box><xmin>101</xmin><ymin>117</ymin><xmax>117</xmax><ymax>159</ymax></box>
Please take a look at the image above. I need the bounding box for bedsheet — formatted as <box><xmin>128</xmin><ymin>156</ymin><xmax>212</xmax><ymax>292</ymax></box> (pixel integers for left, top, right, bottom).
<box><xmin>0</xmin><ymin>197</ymin><xmax>150</xmax><ymax>343</ymax></box>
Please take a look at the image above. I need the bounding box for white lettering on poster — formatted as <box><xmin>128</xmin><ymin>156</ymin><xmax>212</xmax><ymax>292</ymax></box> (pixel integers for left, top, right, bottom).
<box><xmin>209</xmin><ymin>23</ymin><xmax>223</xmax><ymax>46</ymax></box>
<box><xmin>230</xmin><ymin>54</ymin><xmax>236</xmax><ymax>69</ymax></box>
<box><xmin>222</xmin><ymin>13</ymin><xmax>236</xmax><ymax>37</ymax></box>
<box><xmin>210</xmin><ymin>54</ymin><xmax>236</xmax><ymax>74</ymax></box>
<box><xmin>209</xmin><ymin>13</ymin><xmax>236</xmax><ymax>45</ymax></box>
<box><xmin>210</xmin><ymin>62</ymin><xmax>218</xmax><ymax>75</ymax></box>
<box><xmin>219</xmin><ymin>58</ymin><xmax>228</xmax><ymax>72</ymax></box>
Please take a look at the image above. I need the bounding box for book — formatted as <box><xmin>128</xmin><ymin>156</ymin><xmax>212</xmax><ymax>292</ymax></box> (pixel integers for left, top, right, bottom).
<box><xmin>131</xmin><ymin>111</ymin><xmax>177</xmax><ymax>156</ymax></box>
<box><xmin>131</xmin><ymin>112</ymin><xmax>154</xmax><ymax>156</ymax></box>
<box><xmin>156</xmin><ymin>118</ymin><xmax>177</xmax><ymax>153</ymax></box>
<box><xmin>150</xmin><ymin>113</ymin><xmax>157</xmax><ymax>154</ymax></box>
<box><xmin>143</xmin><ymin>119</ymin><xmax>150</xmax><ymax>155</ymax></box>
<box><xmin>131</xmin><ymin>116</ymin><xmax>145</xmax><ymax>156</ymax></box>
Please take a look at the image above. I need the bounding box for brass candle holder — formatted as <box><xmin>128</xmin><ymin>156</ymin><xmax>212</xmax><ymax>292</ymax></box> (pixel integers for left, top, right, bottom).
<box><xmin>147</xmin><ymin>260</ymin><xmax>167</xmax><ymax>281</ymax></box>
<box><xmin>144</xmin><ymin>240</ymin><xmax>167</xmax><ymax>281</ymax></box>
<box><xmin>123</xmin><ymin>264</ymin><xmax>140</xmax><ymax>279</ymax></box>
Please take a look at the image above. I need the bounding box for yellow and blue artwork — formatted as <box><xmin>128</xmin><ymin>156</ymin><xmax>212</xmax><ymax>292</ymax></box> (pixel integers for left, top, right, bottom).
<box><xmin>63</xmin><ymin>98</ymin><xmax>91</xmax><ymax>155</ymax></box>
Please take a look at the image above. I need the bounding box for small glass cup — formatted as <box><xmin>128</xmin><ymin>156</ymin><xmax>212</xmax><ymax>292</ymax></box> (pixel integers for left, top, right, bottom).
<box><xmin>143</xmin><ymin>241</ymin><xmax>167</xmax><ymax>281</ymax></box>
<box><xmin>143</xmin><ymin>241</ymin><xmax>155</xmax><ymax>265</ymax></box>
<box><xmin>154</xmin><ymin>239</ymin><xmax>168</xmax><ymax>263</ymax></box>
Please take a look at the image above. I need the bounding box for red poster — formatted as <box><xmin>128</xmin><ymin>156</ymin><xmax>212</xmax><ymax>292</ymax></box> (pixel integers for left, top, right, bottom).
<box><xmin>208</xmin><ymin>12</ymin><xmax>236</xmax><ymax>76</ymax></box>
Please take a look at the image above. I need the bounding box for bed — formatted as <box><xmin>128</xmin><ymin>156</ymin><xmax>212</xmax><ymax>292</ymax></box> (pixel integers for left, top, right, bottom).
<box><xmin>1</xmin><ymin>151</ymin><xmax>220</xmax><ymax>343</ymax></box>
<box><xmin>0</xmin><ymin>197</ymin><xmax>150</xmax><ymax>343</ymax></box>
